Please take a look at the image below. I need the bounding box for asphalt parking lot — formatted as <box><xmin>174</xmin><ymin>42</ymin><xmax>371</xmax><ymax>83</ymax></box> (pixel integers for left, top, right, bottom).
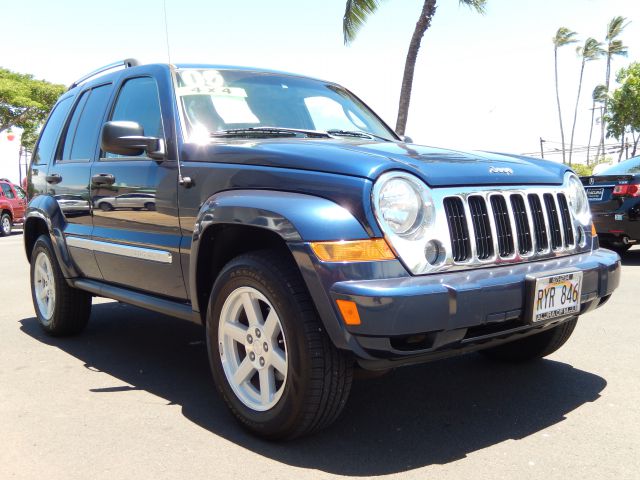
<box><xmin>1</xmin><ymin>231</ymin><xmax>639</xmax><ymax>480</ymax></box>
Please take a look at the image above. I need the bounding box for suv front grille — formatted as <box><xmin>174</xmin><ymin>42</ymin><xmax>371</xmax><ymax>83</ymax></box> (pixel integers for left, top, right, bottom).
<box><xmin>442</xmin><ymin>189</ymin><xmax>577</xmax><ymax>265</ymax></box>
<box><xmin>443</xmin><ymin>197</ymin><xmax>471</xmax><ymax>262</ymax></box>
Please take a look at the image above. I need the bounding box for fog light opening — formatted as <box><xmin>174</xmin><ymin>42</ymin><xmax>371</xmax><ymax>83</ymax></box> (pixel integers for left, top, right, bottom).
<box><xmin>425</xmin><ymin>240</ymin><xmax>445</xmax><ymax>265</ymax></box>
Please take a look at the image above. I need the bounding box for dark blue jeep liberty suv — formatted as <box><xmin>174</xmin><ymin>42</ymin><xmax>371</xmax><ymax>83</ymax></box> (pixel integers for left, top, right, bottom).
<box><xmin>24</xmin><ymin>59</ymin><xmax>621</xmax><ymax>439</ymax></box>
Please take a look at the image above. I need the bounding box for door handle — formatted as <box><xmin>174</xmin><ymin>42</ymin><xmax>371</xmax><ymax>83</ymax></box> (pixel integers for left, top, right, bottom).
<box><xmin>91</xmin><ymin>173</ymin><xmax>116</xmax><ymax>186</ymax></box>
<box><xmin>46</xmin><ymin>174</ymin><xmax>62</xmax><ymax>184</ymax></box>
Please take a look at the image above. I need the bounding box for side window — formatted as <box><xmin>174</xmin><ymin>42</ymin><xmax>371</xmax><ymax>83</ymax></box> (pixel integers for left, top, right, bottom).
<box><xmin>32</xmin><ymin>97</ymin><xmax>73</xmax><ymax>166</ymax></box>
<box><xmin>59</xmin><ymin>84</ymin><xmax>112</xmax><ymax>162</ymax></box>
<box><xmin>107</xmin><ymin>77</ymin><xmax>163</xmax><ymax>159</ymax></box>
<box><xmin>1</xmin><ymin>184</ymin><xmax>15</xmax><ymax>199</ymax></box>
<box><xmin>15</xmin><ymin>186</ymin><xmax>26</xmax><ymax>200</ymax></box>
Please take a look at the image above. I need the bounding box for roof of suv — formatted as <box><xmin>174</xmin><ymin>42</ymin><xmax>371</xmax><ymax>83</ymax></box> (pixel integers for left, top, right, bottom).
<box><xmin>66</xmin><ymin>60</ymin><xmax>332</xmax><ymax>95</ymax></box>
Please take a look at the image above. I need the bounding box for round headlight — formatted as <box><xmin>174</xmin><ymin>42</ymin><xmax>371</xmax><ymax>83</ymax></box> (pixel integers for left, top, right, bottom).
<box><xmin>566</xmin><ymin>173</ymin><xmax>590</xmax><ymax>223</ymax></box>
<box><xmin>378</xmin><ymin>177</ymin><xmax>423</xmax><ymax>235</ymax></box>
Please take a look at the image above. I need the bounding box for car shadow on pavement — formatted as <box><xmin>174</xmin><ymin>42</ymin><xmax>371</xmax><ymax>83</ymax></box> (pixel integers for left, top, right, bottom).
<box><xmin>20</xmin><ymin>302</ymin><xmax>607</xmax><ymax>476</ymax></box>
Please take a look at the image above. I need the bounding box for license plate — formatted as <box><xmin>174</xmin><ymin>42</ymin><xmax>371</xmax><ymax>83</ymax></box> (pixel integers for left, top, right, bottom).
<box><xmin>586</xmin><ymin>187</ymin><xmax>604</xmax><ymax>201</ymax></box>
<box><xmin>530</xmin><ymin>271</ymin><xmax>583</xmax><ymax>323</ymax></box>
<box><xmin>615</xmin><ymin>214</ymin><xmax>624</xmax><ymax>221</ymax></box>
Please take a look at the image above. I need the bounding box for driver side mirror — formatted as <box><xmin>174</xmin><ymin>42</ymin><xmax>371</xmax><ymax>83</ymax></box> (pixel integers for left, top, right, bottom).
<box><xmin>101</xmin><ymin>121</ymin><xmax>165</xmax><ymax>160</ymax></box>
<box><xmin>400</xmin><ymin>135</ymin><xmax>414</xmax><ymax>144</ymax></box>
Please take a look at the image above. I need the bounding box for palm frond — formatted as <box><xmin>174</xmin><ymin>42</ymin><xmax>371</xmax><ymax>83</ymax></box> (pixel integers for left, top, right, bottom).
<box><xmin>580</xmin><ymin>37</ymin><xmax>605</xmax><ymax>61</ymax></box>
<box><xmin>608</xmin><ymin>39</ymin><xmax>628</xmax><ymax>57</ymax></box>
<box><xmin>553</xmin><ymin>27</ymin><xmax>579</xmax><ymax>48</ymax></box>
<box><xmin>592</xmin><ymin>84</ymin><xmax>608</xmax><ymax>103</ymax></box>
<box><xmin>343</xmin><ymin>0</ymin><xmax>385</xmax><ymax>45</ymax></box>
<box><xmin>606</xmin><ymin>16</ymin><xmax>629</xmax><ymax>41</ymax></box>
<box><xmin>459</xmin><ymin>0</ymin><xmax>487</xmax><ymax>14</ymax></box>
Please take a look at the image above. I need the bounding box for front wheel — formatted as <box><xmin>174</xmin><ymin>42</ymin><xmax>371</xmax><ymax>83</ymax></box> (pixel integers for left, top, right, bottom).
<box><xmin>30</xmin><ymin>235</ymin><xmax>92</xmax><ymax>336</ymax></box>
<box><xmin>206</xmin><ymin>250</ymin><xmax>353</xmax><ymax>439</ymax></box>
<box><xmin>479</xmin><ymin>318</ymin><xmax>578</xmax><ymax>363</ymax></box>
<box><xmin>1</xmin><ymin>213</ymin><xmax>11</xmax><ymax>236</ymax></box>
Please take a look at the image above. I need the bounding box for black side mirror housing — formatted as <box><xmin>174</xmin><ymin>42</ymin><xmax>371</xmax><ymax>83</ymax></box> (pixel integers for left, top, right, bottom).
<box><xmin>101</xmin><ymin>121</ymin><xmax>165</xmax><ymax>160</ymax></box>
<box><xmin>400</xmin><ymin>135</ymin><xmax>414</xmax><ymax>144</ymax></box>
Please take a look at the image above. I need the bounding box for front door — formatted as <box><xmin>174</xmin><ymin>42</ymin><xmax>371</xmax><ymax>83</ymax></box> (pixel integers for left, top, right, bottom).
<box><xmin>90</xmin><ymin>73</ymin><xmax>186</xmax><ymax>299</ymax></box>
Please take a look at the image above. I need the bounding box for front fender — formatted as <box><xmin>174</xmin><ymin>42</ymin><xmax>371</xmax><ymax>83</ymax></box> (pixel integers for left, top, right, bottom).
<box><xmin>24</xmin><ymin>195</ymin><xmax>79</xmax><ymax>278</ymax></box>
<box><xmin>192</xmin><ymin>189</ymin><xmax>369</xmax><ymax>243</ymax></box>
<box><xmin>189</xmin><ymin>190</ymin><xmax>372</xmax><ymax>348</ymax></box>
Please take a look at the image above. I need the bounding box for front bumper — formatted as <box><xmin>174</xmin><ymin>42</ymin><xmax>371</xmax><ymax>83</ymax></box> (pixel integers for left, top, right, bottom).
<box><xmin>329</xmin><ymin>248</ymin><xmax>620</xmax><ymax>369</ymax></box>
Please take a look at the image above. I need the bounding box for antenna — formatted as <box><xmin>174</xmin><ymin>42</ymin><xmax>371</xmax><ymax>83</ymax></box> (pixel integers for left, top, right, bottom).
<box><xmin>163</xmin><ymin>0</ymin><xmax>172</xmax><ymax>64</ymax></box>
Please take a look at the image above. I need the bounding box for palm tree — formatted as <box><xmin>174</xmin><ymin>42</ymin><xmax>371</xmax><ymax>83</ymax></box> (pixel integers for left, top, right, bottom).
<box><xmin>598</xmin><ymin>16</ymin><xmax>629</xmax><ymax>159</ymax></box>
<box><xmin>343</xmin><ymin>0</ymin><xmax>487</xmax><ymax>136</ymax></box>
<box><xmin>588</xmin><ymin>84</ymin><xmax>607</xmax><ymax>165</ymax></box>
<box><xmin>552</xmin><ymin>27</ymin><xmax>579</xmax><ymax>164</ymax></box>
<box><xmin>568</xmin><ymin>38</ymin><xmax>604</xmax><ymax>165</ymax></box>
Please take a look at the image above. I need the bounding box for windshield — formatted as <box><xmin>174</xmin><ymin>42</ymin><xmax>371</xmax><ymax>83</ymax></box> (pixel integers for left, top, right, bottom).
<box><xmin>599</xmin><ymin>156</ymin><xmax>640</xmax><ymax>175</ymax></box>
<box><xmin>174</xmin><ymin>68</ymin><xmax>397</xmax><ymax>142</ymax></box>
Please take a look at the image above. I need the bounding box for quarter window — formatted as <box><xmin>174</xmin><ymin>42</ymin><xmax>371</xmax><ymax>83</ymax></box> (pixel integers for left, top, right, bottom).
<box><xmin>32</xmin><ymin>97</ymin><xmax>72</xmax><ymax>166</ymax></box>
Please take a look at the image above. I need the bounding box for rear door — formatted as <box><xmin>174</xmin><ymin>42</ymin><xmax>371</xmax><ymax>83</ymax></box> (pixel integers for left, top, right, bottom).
<box><xmin>46</xmin><ymin>83</ymin><xmax>114</xmax><ymax>279</ymax></box>
<box><xmin>90</xmin><ymin>71</ymin><xmax>186</xmax><ymax>299</ymax></box>
<box><xmin>6</xmin><ymin>184</ymin><xmax>27</xmax><ymax>221</ymax></box>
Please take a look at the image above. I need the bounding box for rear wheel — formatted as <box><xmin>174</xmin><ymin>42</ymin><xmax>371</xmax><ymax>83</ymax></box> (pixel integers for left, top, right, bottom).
<box><xmin>30</xmin><ymin>235</ymin><xmax>92</xmax><ymax>336</ymax></box>
<box><xmin>479</xmin><ymin>318</ymin><xmax>578</xmax><ymax>363</ymax></box>
<box><xmin>99</xmin><ymin>202</ymin><xmax>113</xmax><ymax>211</ymax></box>
<box><xmin>206</xmin><ymin>250</ymin><xmax>353</xmax><ymax>439</ymax></box>
<box><xmin>1</xmin><ymin>213</ymin><xmax>11</xmax><ymax>236</ymax></box>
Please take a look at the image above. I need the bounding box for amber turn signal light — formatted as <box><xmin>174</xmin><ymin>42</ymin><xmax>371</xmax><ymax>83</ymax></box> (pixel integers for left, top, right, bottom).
<box><xmin>310</xmin><ymin>239</ymin><xmax>395</xmax><ymax>262</ymax></box>
<box><xmin>336</xmin><ymin>299</ymin><xmax>361</xmax><ymax>326</ymax></box>
<box><xmin>591</xmin><ymin>223</ymin><xmax>597</xmax><ymax>237</ymax></box>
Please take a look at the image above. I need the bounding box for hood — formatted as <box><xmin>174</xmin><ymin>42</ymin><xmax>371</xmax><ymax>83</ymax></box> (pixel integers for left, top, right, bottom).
<box><xmin>182</xmin><ymin>139</ymin><xmax>567</xmax><ymax>187</ymax></box>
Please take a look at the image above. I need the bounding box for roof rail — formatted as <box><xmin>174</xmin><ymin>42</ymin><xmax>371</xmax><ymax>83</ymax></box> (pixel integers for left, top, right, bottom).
<box><xmin>68</xmin><ymin>58</ymin><xmax>140</xmax><ymax>91</ymax></box>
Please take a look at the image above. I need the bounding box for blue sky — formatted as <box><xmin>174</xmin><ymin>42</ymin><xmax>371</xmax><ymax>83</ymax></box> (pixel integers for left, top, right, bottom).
<box><xmin>1</xmin><ymin>0</ymin><xmax>640</xmax><ymax>181</ymax></box>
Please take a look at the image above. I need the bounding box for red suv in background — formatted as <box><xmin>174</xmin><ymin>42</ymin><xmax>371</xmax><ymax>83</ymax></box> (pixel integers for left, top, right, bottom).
<box><xmin>0</xmin><ymin>178</ymin><xmax>27</xmax><ymax>236</ymax></box>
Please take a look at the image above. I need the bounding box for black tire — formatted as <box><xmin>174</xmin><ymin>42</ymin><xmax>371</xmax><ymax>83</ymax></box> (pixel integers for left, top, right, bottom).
<box><xmin>609</xmin><ymin>244</ymin><xmax>632</xmax><ymax>255</ymax></box>
<box><xmin>1</xmin><ymin>212</ymin><xmax>12</xmax><ymax>236</ymax></box>
<box><xmin>144</xmin><ymin>202</ymin><xmax>156</xmax><ymax>211</ymax></box>
<box><xmin>99</xmin><ymin>202</ymin><xmax>113</xmax><ymax>211</ymax></box>
<box><xmin>479</xmin><ymin>318</ymin><xmax>578</xmax><ymax>363</ymax></box>
<box><xmin>30</xmin><ymin>234</ymin><xmax>92</xmax><ymax>336</ymax></box>
<box><xmin>206</xmin><ymin>250</ymin><xmax>353</xmax><ymax>440</ymax></box>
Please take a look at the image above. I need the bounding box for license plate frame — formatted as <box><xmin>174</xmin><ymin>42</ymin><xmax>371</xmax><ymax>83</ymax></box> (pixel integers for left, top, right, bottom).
<box><xmin>586</xmin><ymin>187</ymin><xmax>604</xmax><ymax>201</ymax></box>
<box><xmin>526</xmin><ymin>270</ymin><xmax>583</xmax><ymax>324</ymax></box>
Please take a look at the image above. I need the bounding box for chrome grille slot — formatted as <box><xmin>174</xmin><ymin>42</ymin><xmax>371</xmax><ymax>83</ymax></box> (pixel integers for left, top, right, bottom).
<box><xmin>443</xmin><ymin>197</ymin><xmax>471</xmax><ymax>262</ymax></box>
<box><xmin>468</xmin><ymin>196</ymin><xmax>493</xmax><ymax>260</ymax></box>
<box><xmin>544</xmin><ymin>193</ymin><xmax>562</xmax><ymax>249</ymax></box>
<box><xmin>490</xmin><ymin>195</ymin><xmax>514</xmax><ymax>257</ymax></box>
<box><xmin>510</xmin><ymin>194</ymin><xmax>532</xmax><ymax>255</ymax></box>
<box><xmin>557</xmin><ymin>193</ymin><xmax>575</xmax><ymax>246</ymax></box>
<box><xmin>528</xmin><ymin>194</ymin><xmax>549</xmax><ymax>252</ymax></box>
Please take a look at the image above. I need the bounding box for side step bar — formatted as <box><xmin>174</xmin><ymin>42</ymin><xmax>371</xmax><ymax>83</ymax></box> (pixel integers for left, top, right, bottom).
<box><xmin>72</xmin><ymin>279</ymin><xmax>197</xmax><ymax>323</ymax></box>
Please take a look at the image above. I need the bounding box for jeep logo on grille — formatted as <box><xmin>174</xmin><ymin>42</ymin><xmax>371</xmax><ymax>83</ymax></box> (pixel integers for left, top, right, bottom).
<box><xmin>489</xmin><ymin>166</ymin><xmax>514</xmax><ymax>175</ymax></box>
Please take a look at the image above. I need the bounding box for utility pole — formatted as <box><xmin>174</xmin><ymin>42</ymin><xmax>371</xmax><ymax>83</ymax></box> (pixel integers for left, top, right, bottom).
<box><xmin>539</xmin><ymin>137</ymin><xmax>545</xmax><ymax>159</ymax></box>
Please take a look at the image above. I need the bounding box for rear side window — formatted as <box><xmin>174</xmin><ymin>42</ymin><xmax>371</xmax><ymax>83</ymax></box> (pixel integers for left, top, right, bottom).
<box><xmin>1</xmin><ymin>183</ymin><xmax>15</xmax><ymax>199</ymax></box>
<box><xmin>32</xmin><ymin>97</ymin><xmax>73</xmax><ymax>166</ymax></box>
<box><xmin>600</xmin><ymin>156</ymin><xmax>640</xmax><ymax>175</ymax></box>
<box><xmin>59</xmin><ymin>84</ymin><xmax>112</xmax><ymax>162</ymax></box>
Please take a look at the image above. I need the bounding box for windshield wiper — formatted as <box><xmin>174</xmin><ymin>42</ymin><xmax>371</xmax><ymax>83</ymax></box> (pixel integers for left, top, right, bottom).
<box><xmin>211</xmin><ymin>127</ymin><xmax>331</xmax><ymax>138</ymax></box>
<box><xmin>326</xmin><ymin>129</ymin><xmax>391</xmax><ymax>142</ymax></box>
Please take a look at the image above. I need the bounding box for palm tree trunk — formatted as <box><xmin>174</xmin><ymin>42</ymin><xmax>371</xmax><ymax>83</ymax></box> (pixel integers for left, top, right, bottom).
<box><xmin>599</xmin><ymin>56</ymin><xmax>612</xmax><ymax>159</ymax></box>
<box><xmin>554</xmin><ymin>47</ymin><xmax>567</xmax><ymax>163</ymax></box>
<box><xmin>569</xmin><ymin>60</ymin><xmax>586</xmax><ymax>166</ymax></box>
<box><xmin>395</xmin><ymin>0</ymin><xmax>437</xmax><ymax>135</ymax></box>
<box><xmin>587</xmin><ymin>100</ymin><xmax>596</xmax><ymax>165</ymax></box>
<box><xmin>632</xmin><ymin>132</ymin><xmax>639</xmax><ymax>157</ymax></box>
<box><xmin>618</xmin><ymin>132</ymin><xmax>624</xmax><ymax>162</ymax></box>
